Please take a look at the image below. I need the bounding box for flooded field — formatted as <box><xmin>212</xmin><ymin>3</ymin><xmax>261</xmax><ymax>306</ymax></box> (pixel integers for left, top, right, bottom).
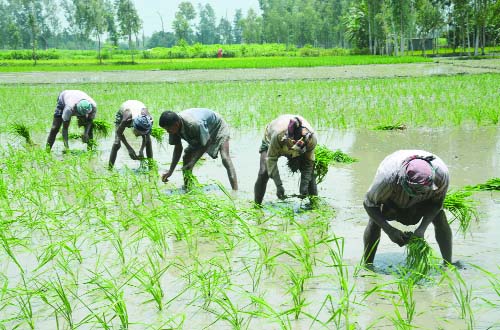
<box><xmin>0</xmin><ymin>61</ymin><xmax>499</xmax><ymax>329</ymax></box>
<box><xmin>1</xmin><ymin>124</ymin><xmax>498</xmax><ymax>329</ymax></box>
<box><xmin>0</xmin><ymin>58</ymin><xmax>499</xmax><ymax>84</ymax></box>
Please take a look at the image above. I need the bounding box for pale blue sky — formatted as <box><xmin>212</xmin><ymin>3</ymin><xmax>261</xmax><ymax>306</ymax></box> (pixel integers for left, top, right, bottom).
<box><xmin>134</xmin><ymin>0</ymin><xmax>260</xmax><ymax>36</ymax></box>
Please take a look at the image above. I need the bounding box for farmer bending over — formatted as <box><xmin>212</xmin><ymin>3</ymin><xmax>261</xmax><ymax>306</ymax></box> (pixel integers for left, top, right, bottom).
<box><xmin>46</xmin><ymin>90</ymin><xmax>96</xmax><ymax>152</ymax></box>
<box><xmin>159</xmin><ymin>108</ymin><xmax>238</xmax><ymax>190</ymax></box>
<box><xmin>109</xmin><ymin>100</ymin><xmax>153</xmax><ymax>169</ymax></box>
<box><xmin>254</xmin><ymin>114</ymin><xmax>317</xmax><ymax>206</ymax></box>
<box><xmin>362</xmin><ymin>150</ymin><xmax>452</xmax><ymax>266</ymax></box>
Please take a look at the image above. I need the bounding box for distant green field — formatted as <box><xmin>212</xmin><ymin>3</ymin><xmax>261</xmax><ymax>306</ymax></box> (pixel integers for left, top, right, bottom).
<box><xmin>0</xmin><ymin>55</ymin><xmax>433</xmax><ymax>72</ymax></box>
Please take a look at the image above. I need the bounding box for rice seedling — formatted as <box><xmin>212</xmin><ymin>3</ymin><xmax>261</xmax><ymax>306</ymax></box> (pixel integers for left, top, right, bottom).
<box><xmin>470</xmin><ymin>264</ymin><xmax>500</xmax><ymax>307</ymax></box>
<box><xmin>129</xmin><ymin>253</ymin><xmax>169</xmax><ymax>311</ymax></box>
<box><xmin>373</xmin><ymin>123</ymin><xmax>407</xmax><ymax>130</ymax></box>
<box><xmin>203</xmin><ymin>290</ymin><xmax>250</xmax><ymax>330</ymax></box>
<box><xmin>150</xmin><ymin>127</ymin><xmax>165</xmax><ymax>144</ymax></box>
<box><xmin>283</xmin><ymin>265</ymin><xmax>308</xmax><ymax>320</ymax></box>
<box><xmin>404</xmin><ymin>236</ymin><xmax>439</xmax><ymax>282</ymax></box>
<box><xmin>441</xmin><ymin>266</ymin><xmax>475</xmax><ymax>329</ymax></box>
<box><xmin>313</xmin><ymin>145</ymin><xmax>357</xmax><ymax>184</ymax></box>
<box><xmin>92</xmin><ymin>119</ymin><xmax>112</xmax><ymax>137</ymax></box>
<box><xmin>464</xmin><ymin>177</ymin><xmax>500</xmax><ymax>191</ymax></box>
<box><xmin>443</xmin><ymin>190</ymin><xmax>478</xmax><ymax>236</ymax></box>
<box><xmin>87</xmin><ymin>269</ymin><xmax>130</xmax><ymax>330</ymax></box>
<box><xmin>324</xmin><ymin>237</ymin><xmax>357</xmax><ymax>330</ymax></box>
<box><xmin>8</xmin><ymin>122</ymin><xmax>34</xmax><ymax>145</ymax></box>
<box><xmin>246</xmin><ymin>294</ymin><xmax>293</xmax><ymax>330</ymax></box>
<box><xmin>37</xmin><ymin>274</ymin><xmax>75</xmax><ymax>329</ymax></box>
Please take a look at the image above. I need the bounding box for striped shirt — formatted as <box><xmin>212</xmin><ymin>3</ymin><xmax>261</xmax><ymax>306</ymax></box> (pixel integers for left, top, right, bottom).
<box><xmin>365</xmin><ymin>150</ymin><xmax>449</xmax><ymax>209</ymax></box>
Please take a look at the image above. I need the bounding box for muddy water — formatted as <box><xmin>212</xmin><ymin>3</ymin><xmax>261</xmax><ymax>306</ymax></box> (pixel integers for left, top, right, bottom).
<box><xmin>80</xmin><ymin>126</ymin><xmax>499</xmax><ymax>329</ymax></box>
<box><xmin>1</xmin><ymin>59</ymin><xmax>499</xmax><ymax>84</ymax></box>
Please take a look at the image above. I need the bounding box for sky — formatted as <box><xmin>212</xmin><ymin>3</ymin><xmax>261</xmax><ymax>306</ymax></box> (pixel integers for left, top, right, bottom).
<box><xmin>134</xmin><ymin>0</ymin><xmax>261</xmax><ymax>36</ymax></box>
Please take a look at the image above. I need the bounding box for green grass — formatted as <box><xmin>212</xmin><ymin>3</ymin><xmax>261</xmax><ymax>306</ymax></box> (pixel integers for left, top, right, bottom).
<box><xmin>314</xmin><ymin>145</ymin><xmax>357</xmax><ymax>184</ymax></box>
<box><xmin>1</xmin><ymin>74</ymin><xmax>498</xmax><ymax>140</ymax></box>
<box><xmin>0</xmin><ymin>55</ymin><xmax>432</xmax><ymax>72</ymax></box>
<box><xmin>464</xmin><ymin>178</ymin><xmax>500</xmax><ymax>191</ymax></box>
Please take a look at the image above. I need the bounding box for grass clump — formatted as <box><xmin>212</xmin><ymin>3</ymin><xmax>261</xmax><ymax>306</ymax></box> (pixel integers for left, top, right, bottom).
<box><xmin>405</xmin><ymin>235</ymin><xmax>437</xmax><ymax>281</ymax></box>
<box><xmin>373</xmin><ymin>123</ymin><xmax>407</xmax><ymax>130</ymax></box>
<box><xmin>313</xmin><ymin>145</ymin><xmax>357</xmax><ymax>184</ymax></box>
<box><xmin>9</xmin><ymin>123</ymin><xmax>34</xmax><ymax>145</ymax></box>
<box><xmin>150</xmin><ymin>127</ymin><xmax>165</xmax><ymax>144</ymax></box>
<box><xmin>464</xmin><ymin>178</ymin><xmax>500</xmax><ymax>191</ymax></box>
<box><xmin>92</xmin><ymin>119</ymin><xmax>112</xmax><ymax>137</ymax></box>
<box><xmin>444</xmin><ymin>190</ymin><xmax>478</xmax><ymax>236</ymax></box>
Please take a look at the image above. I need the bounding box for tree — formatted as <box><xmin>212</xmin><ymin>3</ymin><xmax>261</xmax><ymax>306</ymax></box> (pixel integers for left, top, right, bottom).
<box><xmin>217</xmin><ymin>16</ymin><xmax>233</xmax><ymax>44</ymax></box>
<box><xmin>197</xmin><ymin>3</ymin><xmax>216</xmax><ymax>44</ymax></box>
<box><xmin>72</xmin><ymin>0</ymin><xmax>108</xmax><ymax>63</ymax></box>
<box><xmin>242</xmin><ymin>8</ymin><xmax>262</xmax><ymax>43</ymax></box>
<box><xmin>416</xmin><ymin>0</ymin><xmax>443</xmax><ymax>55</ymax></box>
<box><xmin>104</xmin><ymin>0</ymin><xmax>119</xmax><ymax>47</ymax></box>
<box><xmin>233</xmin><ymin>9</ymin><xmax>244</xmax><ymax>44</ymax></box>
<box><xmin>172</xmin><ymin>1</ymin><xmax>196</xmax><ymax>43</ymax></box>
<box><xmin>116</xmin><ymin>0</ymin><xmax>142</xmax><ymax>62</ymax></box>
<box><xmin>147</xmin><ymin>31</ymin><xmax>176</xmax><ymax>48</ymax></box>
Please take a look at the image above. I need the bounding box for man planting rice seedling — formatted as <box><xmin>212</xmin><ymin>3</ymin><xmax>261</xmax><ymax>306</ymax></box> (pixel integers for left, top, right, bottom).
<box><xmin>108</xmin><ymin>100</ymin><xmax>153</xmax><ymax>169</ymax></box>
<box><xmin>159</xmin><ymin>108</ymin><xmax>238</xmax><ymax>191</ymax></box>
<box><xmin>46</xmin><ymin>90</ymin><xmax>97</xmax><ymax>152</ymax></box>
<box><xmin>254</xmin><ymin>114</ymin><xmax>318</xmax><ymax>207</ymax></box>
<box><xmin>362</xmin><ymin>150</ymin><xmax>452</xmax><ymax>267</ymax></box>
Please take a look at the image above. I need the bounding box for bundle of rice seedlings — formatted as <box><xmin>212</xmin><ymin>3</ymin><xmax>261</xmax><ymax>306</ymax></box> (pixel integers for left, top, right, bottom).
<box><xmin>373</xmin><ymin>123</ymin><xmax>407</xmax><ymax>130</ymax></box>
<box><xmin>68</xmin><ymin>133</ymin><xmax>81</xmax><ymax>140</ymax></box>
<box><xmin>313</xmin><ymin>145</ymin><xmax>357</xmax><ymax>184</ymax></box>
<box><xmin>9</xmin><ymin>123</ymin><xmax>34</xmax><ymax>145</ymax></box>
<box><xmin>92</xmin><ymin>119</ymin><xmax>112</xmax><ymax>137</ymax></box>
<box><xmin>138</xmin><ymin>158</ymin><xmax>158</xmax><ymax>172</ymax></box>
<box><xmin>150</xmin><ymin>127</ymin><xmax>165</xmax><ymax>144</ymax></box>
<box><xmin>444</xmin><ymin>190</ymin><xmax>478</xmax><ymax>236</ymax></box>
<box><xmin>405</xmin><ymin>235</ymin><xmax>436</xmax><ymax>281</ymax></box>
<box><xmin>464</xmin><ymin>178</ymin><xmax>500</xmax><ymax>191</ymax></box>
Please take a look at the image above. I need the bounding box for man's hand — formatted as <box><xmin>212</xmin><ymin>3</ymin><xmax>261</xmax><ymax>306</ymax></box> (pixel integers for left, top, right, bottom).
<box><xmin>162</xmin><ymin>170</ymin><xmax>173</xmax><ymax>183</ymax></box>
<box><xmin>385</xmin><ymin>227</ymin><xmax>412</xmax><ymax>247</ymax></box>
<box><xmin>128</xmin><ymin>148</ymin><xmax>138</xmax><ymax>160</ymax></box>
<box><xmin>413</xmin><ymin>228</ymin><xmax>425</xmax><ymax>239</ymax></box>
<box><xmin>276</xmin><ymin>184</ymin><xmax>286</xmax><ymax>200</ymax></box>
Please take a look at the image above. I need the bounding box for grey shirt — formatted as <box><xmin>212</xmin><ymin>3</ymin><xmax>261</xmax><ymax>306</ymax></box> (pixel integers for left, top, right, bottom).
<box><xmin>58</xmin><ymin>90</ymin><xmax>97</xmax><ymax>122</ymax></box>
<box><xmin>365</xmin><ymin>150</ymin><xmax>449</xmax><ymax>209</ymax></box>
<box><xmin>168</xmin><ymin>108</ymin><xmax>230</xmax><ymax>158</ymax></box>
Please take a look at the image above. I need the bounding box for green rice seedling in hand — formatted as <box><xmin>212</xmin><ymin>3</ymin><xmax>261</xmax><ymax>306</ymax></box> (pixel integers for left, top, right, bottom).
<box><xmin>91</xmin><ymin>119</ymin><xmax>112</xmax><ymax>137</ymax></box>
<box><xmin>443</xmin><ymin>190</ymin><xmax>478</xmax><ymax>236</ymax></box>
<box><xmin>9</xmin><ymin>123</ymin><xmax>34</xmax><ymax>145</ymax></box>
<box><xmin>405</xmin><ymin>235</ymin><xmax>437</xmax><ymax>281</ymax></box>
<box><xmin>313</xmin><ymin>145</ymin><xmax>357</xmax><ymax>184</ymax></box>
<box><xmin>150</xmin><ymin>127</ymin><xmax>165</xmax><ymax>144</ymax></box>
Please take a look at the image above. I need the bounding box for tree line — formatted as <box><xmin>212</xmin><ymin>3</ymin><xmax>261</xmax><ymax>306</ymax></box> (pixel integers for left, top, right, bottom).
<box><xmin>0</xmin><ymin>0</ymin><xmax>499</xmax><ymax>60</ymax></box>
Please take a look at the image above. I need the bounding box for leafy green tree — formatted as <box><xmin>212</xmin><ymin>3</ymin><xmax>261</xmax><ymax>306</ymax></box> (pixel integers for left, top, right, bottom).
<box><xmin>104</xmin><ymin>0</ymin><xmax>119</xmax><ymax>47</ymax></box>
<box><xmin>232</xmin><ymin>8</ymin><xmax>244</xmax><ymax>43</ymax></box>
<box><xmin>147</xmin><ymin>30</ymin><xmax>176</xmax><ymax>48</ymax></box>
<box><xmin>72</xmin><ymin>0</ymin><xmax>108</xmax><ymax>63</ymax></box>
<box><xmin>242</xmin><ymin>8</ymin><xmax>262</xmax><ymax>43</ymax></box>
<box><xmin>416</xmin><ymin>0</ymin><xmax>443</xmax><ymax>54</ymax></box>
<box><xmin>172</xmin><ymin>1</ymin><xmax>196</xmax><ymax>43</ymax></box>
<box><xmin>197</xmin><ymin>3</ymin><xmax>216</xmax><ymax>44</ymax></box>
<box><xmin>217</xmin><ymin>16</ymin><xmax>233</xmax><ymax>44</ymax></box>
<box><xmin>116</xmin><ymin>0</ymin><xmax>141</xmax><ymax>62</ymax></box>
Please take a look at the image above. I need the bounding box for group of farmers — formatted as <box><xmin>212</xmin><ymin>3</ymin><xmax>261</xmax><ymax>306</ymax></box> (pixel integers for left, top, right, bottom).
<box><xmin>46</xmin><ymin>89</ymin><xmax>453</xmax><ymax>268</ymax></box>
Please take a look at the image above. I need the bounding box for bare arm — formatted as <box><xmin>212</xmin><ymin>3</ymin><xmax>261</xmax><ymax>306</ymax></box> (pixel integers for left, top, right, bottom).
<box><xmin>364</xmin><ymin>201</ymin><xmax>411</xmax><ymax>247</ymax></box>
<box><xmin>162</xmin><ymin>142</ymin><xmax>183</xmax><ymax>182</ymax></box>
